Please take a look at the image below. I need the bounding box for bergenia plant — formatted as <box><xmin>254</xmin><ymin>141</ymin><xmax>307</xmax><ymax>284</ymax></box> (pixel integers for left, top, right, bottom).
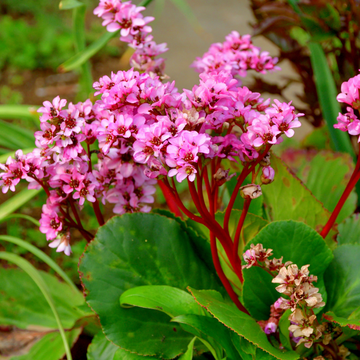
<box><xmin>1</xmin><ymin>1</ymin><xmax>360</xmax><ymax>359</ymax></box>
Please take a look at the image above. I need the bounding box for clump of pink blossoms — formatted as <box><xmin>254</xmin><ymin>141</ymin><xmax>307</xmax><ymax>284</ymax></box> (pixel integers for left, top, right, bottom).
<box><xmin>0</xmin><ymin>0</ymin><xmax>303</xmax><ymax>256</ymax></box>
<box><xmin>335</xmin><ymin>72</ymin><xmax>360</xmax><ymax>141</ymax></box>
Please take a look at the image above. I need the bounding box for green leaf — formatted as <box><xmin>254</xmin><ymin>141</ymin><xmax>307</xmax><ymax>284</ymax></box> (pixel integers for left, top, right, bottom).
<box><xmin>113</xmin><ymin>348</ymin><xmax>159</xmax><ymax>360</ymax></box>
<box><xmin>154</xmin><ymin>209</ymin><xmax>216</xmax><ymax>275</ymax></box>
<box><xmin>337</xmin><ymin>215</ymin><xmax>360</xmax><ymax>245</ymax></box>
<box><xmin>324</xmin><ymin>244</ymin><xmax>360</xmax><ymax>317</ymax></box>
<box><xmin>0</xmin><ymin>188</ymin><xmax>42</xmax><ymax>220</ymax></box>
<box><xmin>10</xmin><ymin>328</ymin><xmax>81</xmax><ymax>360</ymax></box>
<box><xmin>231</xmin><ymin>332</ymin><xmax>277</xmax><ymax>360</ymax></box>
<box><xmin>58</xmin><ymin>31</ymin><xmax>118</xmax><ymax>72</ymax></box>
<box><xmin>278</xmin><ymin>310</ymin><xmax>292</xmax><ymax>352</ymax></box>
<box><xmin>79</xmin><ymin>213</ymin><xmax>223</xmax><ymax>359</ymax></box>
<box><xmin>308</xmin><ymin>42</ymin><xmax>354</xmax><ymax>158</ymax></box>
<box><xmin>0</xmin><ymin>119</ymin><xmax>35</xmax><ymax>149</ymax></box>
<box><xmin>243</xmin><ymin>221</ymin><xmax>333</xmax><ymax>320</ymax></box>
<box><xmin>0</xmin><ymin>253</ymin><xmax>73</xmax><ymax>360</ymax></box>
<box><xmin>87</xmin><ymin>331</ymin><xmax>119</xmax><ymax>360</ymax></box>
<box><xmin>120</xmin><ymin>285</ymin><xmax>203</xmax><ymax>317</ymax></box>
<box><xmin>0</xmin><ymin>267</ymin><xmax>84</xmax><ymax>329</ymax></box>
<box><xmin>188</xmin><ymin>288</ymin><xmax>299</xmax><ymax>360</ymax></box>
<box><xmin>59</xmin><ymin>0</ymin><xmax>84</xmax><ymax>10</ymax></box>
<box><xmin>322</xmin><ymin>311</ymin><xmax>360</xmax><ymax>331</ymax></box>
<box><xmin>173</xmin><ymin>314</ymin><xmax>240</xmax><ymax>360</ymax></box>
<box><xmin>0</xmin><ymin>235</ymin><xmax>77</xmax><ymax>292</ymax></box>
<box><xmin>262</xmin><ymin>154</ymin><xmax>337</xmax><ymax>249</ymax></box>
<box><xmin>179</xmin><ymin>337</ymin><xmax>197</xmax><ymax>360</ymax></box>
<box><xmin>301</xmin><ymin>126</ymin><xmax>332</xmax><ymax>150</ymax></box>
<box><xmin>297</xmin><ymin>151</ymin><xmax>357</xmax><ymax>223</ymax></box>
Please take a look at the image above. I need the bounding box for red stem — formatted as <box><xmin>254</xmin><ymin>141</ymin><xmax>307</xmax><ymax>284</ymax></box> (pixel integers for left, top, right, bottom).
<box><xmin>210</xmin><ymin>231</ymin><xmax>249</xmax><ymax>314</ymax></box>
<box><xmin>233</xmin><ymin>198</ymin><xmax>251</xmax><ymax>252</ymax></box>
<box><xmin>188</xmin><ymin>179</ymin><xmax>244</xmax><ymax>283</ymax></box>
<box><xmin>163</xmin><ymin>178</ymin><xmax>204</xmax><ymax>224</ymax></box>
<box><xmin>320</xmin><ymin>170</ymin><xmax>360</xmax><ymax>238</ymax></box>
<box><xmin>224</xmin><ymin>165</ymin><xmax>249</xmax><ymax>235</ymax></box>
<box><xmin>158</xmin><ymin>179</ymin><xmax>182</xmax><ymax>218</ymax></box>
<box><xmin>224</xmin><ymin>145</ymin><xmax>271</xmax><ymax>235</ymax></box>
<box><xmin>92</xmin><ymin>199</ymin><xmax>105</xmax><ymax>226</ymax></box>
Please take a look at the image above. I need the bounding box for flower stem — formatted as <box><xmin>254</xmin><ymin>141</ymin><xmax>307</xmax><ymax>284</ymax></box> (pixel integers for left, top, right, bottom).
<box><xmin>92</xmin><ymin>199</ymin><xmax>105</xmax><ymax>226</ymax></box>
<box><xmin>210</xmin><ymin>231</ymin><xmax>249</xmax><ymax>315</ymax></box>
<box><xmin>234</xmin><ymin>198</ymin><xmax>251</xmax><ymax>252</ymax></box>
<box><xmin>320</xmin><ymin>169</ymin><xmax>360</xmax><ymax>238</ymax></box>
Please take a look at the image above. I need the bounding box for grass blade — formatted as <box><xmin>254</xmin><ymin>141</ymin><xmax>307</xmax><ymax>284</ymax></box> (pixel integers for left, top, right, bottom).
<box><xmin>0</xmin><ymin>188</ymin><xmax>42</xmax><ymax>220</ymax></box>
<box><xmin>0</xmin><ymin>252</ymin><xmax>72</xmax><ymax>360</ymax></box>
<box><xmin>0</xmin><ymin>119</ymin><xmax>35</xmax><ymax>149</ymax></box>
<box><xmin>0</xmin><ymin>105</ymin><xmax>39</xmax><ymax>120</ymax></box>
<box><xmin>72</xmin><ymin>5</ymin><xmax>93</xmax><ymax>97</ymax></box>
<box><xmin>58</xmin><ymin>31</ymin><xmax>117</xmax><ymax>73</ymax></box>
<box><xmin>0</xmin><ymin>235</ymin><xmax>78</xmax><ymax>293</ymax></box>
<box><xmin>308</xmin><ymin>42</ymin><xmax>355</xmax><ymax>158</ymax></box>
<box><xmin>0</xmin><ymin>213</ymin><xmax>40</xmax><ymax>226</ymax></box>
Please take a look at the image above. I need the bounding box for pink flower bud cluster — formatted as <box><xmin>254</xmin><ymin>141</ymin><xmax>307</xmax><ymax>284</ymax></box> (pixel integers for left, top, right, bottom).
<box><xmin>335</xmin><ymin>73</ymin><xmax>360</xmax><ymax>141</ymax></box>
<box><xmin>242</xmin><ymin>244</ymin><xmax>326</xmax><ymax>348</ymax></box>
<box><xmin>191</xmin><ymin>32</ymin><xmax>280</xmax><ymax>79</ymax></box>
<box><xmin>94</xmin><ymin>0</ymin><xmax>168</xmax><ymax>76</ymax></box>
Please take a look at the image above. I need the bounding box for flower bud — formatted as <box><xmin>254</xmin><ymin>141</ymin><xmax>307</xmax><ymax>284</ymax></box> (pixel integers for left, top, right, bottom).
<box><xmin>240</xmin><ymin>184</ymin><xmax>262</xmax><ymax>199</ymax></box>
<box><xmin>213</xmin><ymin>168</ymin><xmax>235</xmax><ymax>186</ymax></box>
<box><xmin>261</xmin><ymin>166</ymin><xmax>275</xmax><ymax>184</ymax></box>
<box><xmin>260</xmin><ymin>153</ymin><xmax>271</xmax><ymax>167</ymax></box>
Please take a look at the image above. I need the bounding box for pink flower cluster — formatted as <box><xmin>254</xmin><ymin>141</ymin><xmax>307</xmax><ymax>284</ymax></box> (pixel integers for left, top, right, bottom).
<box><xmin>335</xmin><ymin>73</ymin><xmax>360</xmax><ymax>141</ymax></box>
<box><xmin>192</xmin><ymin>32</ymin><xmax>280</xmax><ymax>78</ymax></box>
<box><xmin>0</xmin><ymin>0</ymin><xmax>303</xmax><ymax>255</ymax></box>
<box><xmin>94</xmin><ymin>0</ymin><xmax>168</xmax><ymax>76</ymax></box>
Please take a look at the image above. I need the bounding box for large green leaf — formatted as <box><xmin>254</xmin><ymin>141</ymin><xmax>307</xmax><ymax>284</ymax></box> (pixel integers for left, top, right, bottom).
<box><xmin>262</xmin><ymin>155</ymin><xmax>337</xmax><ymax>249</ymax></box>
<box><xmin>10</xmin><ymin>328</ymin><xmax>81</xmax><ymax>360</ymax></box>
<box><xmin>324</xmin><ymin>244</ymin><xmax>360</xmax><ymax>318</ymax></box>
<box><xmin>120</xmin><ymin>285</ymin><xmax>203</xmax><ymax>317</ymax></box>
<box><xmin>297</xmin><ymin>151</ymin><xmax>357</xmax><ymax>223</ymax></box>
<box><xmin>188</xmin><ymin>288</ymin><xmax>299</xmax><ymax>360</ymax></box>
<box><xmin>337</xmin><ymin>214</ymin><xmax>360</xmax><ymax>245</ymax></box>
<box><xmin>79</xmin><ymin>213</ymin><xmax>223</xmax><ymax>359</ymax></box>
<box><xmin>243</xmin><ymin>221</ymin><xmax>333</xmax><ymax>320</ymax></box>
<box><xmin>322</xmin><ymin>311</ymin><xmax>360</xmax><ymax>331</ymax></box>
<box><xmin>173</xmin><ymin>314</ymin><xmax>240</xmax><ymax>360</ymax></box>
<box><xmin>87</xmin><ymin>331</ymin><xmax>119</xmax><ymax>360</ymax></box>
<box><xmin>0</xmin><ymin>267</ymin><xmax>84</xmax><ymax>329</ymax></box>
